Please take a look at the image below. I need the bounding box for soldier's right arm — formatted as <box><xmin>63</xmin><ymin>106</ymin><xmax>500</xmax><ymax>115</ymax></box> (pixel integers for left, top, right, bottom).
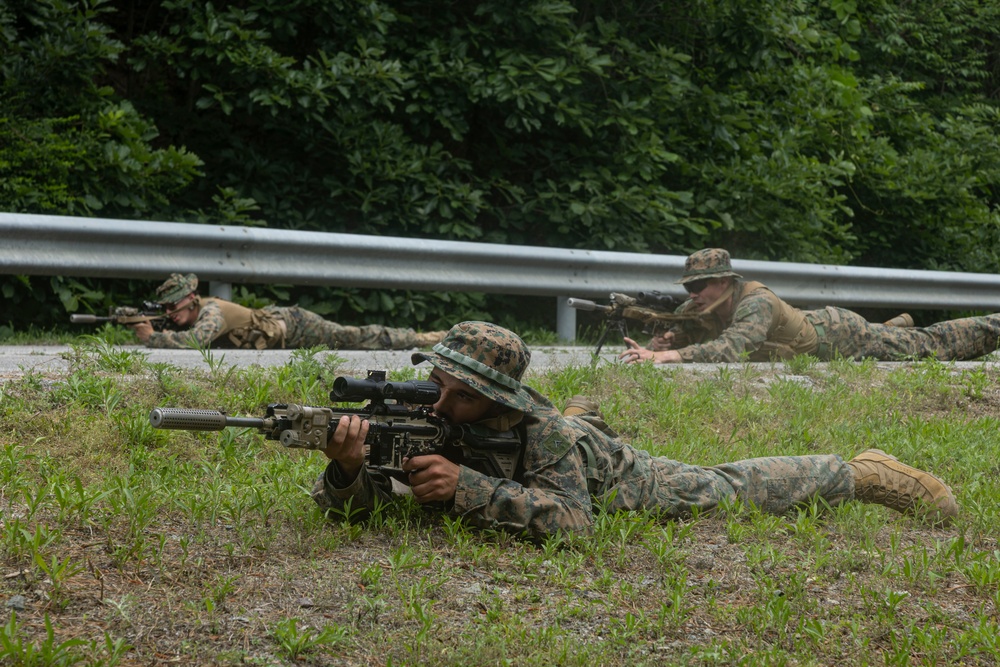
<box><xmin>312</xmin><ymin>413</ymin><xmax>596</xmax><ymax>540</ymax></box>
<box><xmin>444</xmin><ymin>407</ymin><xmax>596</xmax><ymax>541</ymax></box>
<box><xmin>448</xmin><ymin>441</ymin><xmax>595</xmax><ymax>541</ymax></box>
<box><xmin>309</xmin><ymin>435</ymin><xmax>596</xmax><ymax>540</ymax></box>
<box><xmin>144</xmin><ymin>301</ymin><xmax>225</xmax><ymax>349</ymax></box>
<box><xmin>673</xmin><ymin>290</ymin><xmax>776</xmax><ymax>362</ymax></box>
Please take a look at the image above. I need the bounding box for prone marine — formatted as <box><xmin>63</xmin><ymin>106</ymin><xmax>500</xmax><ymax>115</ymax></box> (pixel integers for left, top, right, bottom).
<box><xmin>129</xmin><ymin>273</ymin><xmax>444</xmax><ymax>350</ymax></box>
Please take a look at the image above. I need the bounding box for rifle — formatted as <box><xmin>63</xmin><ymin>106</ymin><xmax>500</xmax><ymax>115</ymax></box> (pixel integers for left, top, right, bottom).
<box><xmin>149</xmin><ymin>370</ymin><xmax>521</xmax><ymax>483</ymax></box>
<box><xmin>70</xmin><ymin>302</ymin><xmax>169</xmax><ymax>329</ymax></box>
<box><xmin>567</xmin><ymin>291</ymin><xmax>703</xmax><ymax>354</ymax></box>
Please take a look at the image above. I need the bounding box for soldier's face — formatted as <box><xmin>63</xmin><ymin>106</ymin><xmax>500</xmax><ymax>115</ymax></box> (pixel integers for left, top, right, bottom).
<box><xmin>164</xmin><ymin>294</ymin><xmax>198</xmax><ymax>326</ymax></box>
<box><xmin>687</xmin><ymin>277</ymin><xmax>730</xmax><ymax>310</ymax></box>
<box><xmin>428</xmin><ymin>369</ymin><xmax>502</xmax><ymax>424</ymax></box>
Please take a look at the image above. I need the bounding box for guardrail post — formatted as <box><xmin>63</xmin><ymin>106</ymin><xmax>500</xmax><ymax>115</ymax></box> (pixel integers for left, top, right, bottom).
<box><xmin>556</xmin><ymin>297</ymin><xmax>576</xmax><ymax>342</ymax></box>
<box><xmin>209</xmin><ymin>281</ymin><xmax>232</xmax><ymax>301</ymax></box>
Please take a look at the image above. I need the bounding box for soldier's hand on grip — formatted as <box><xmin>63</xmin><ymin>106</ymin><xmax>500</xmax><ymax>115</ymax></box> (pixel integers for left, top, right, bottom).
<box><xmin>650</xmin><ymin>331</ymin><xmax>676</xmax><ymax>351</ymax></box>
<box><xmin>403</xmin><ymin>455</ymin><xmax>460</xmax><ymax>503</ymax></box>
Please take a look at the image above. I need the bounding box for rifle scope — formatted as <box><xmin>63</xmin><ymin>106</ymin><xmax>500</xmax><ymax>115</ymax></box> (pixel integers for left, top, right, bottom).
<box><xmin>636</xmin><ymin>291</ymin><xmax>680</xmax><ymax>310</ymax></box>
<box><xmin>331</xmin><ymin>374</ymin><xmax>440</xmax><ymax>405</ymax></box>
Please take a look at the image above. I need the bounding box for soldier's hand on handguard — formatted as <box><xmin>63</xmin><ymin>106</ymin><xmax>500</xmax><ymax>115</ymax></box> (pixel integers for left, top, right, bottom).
<box><xmin>402</xmin><ymin>455</ymin><xmax>460</xmax><ymax>503</ymax></box>
<box><xmin>620</xmin><ymin>337</ymin><xmax>682</xmax><ymax>364</ymax></box>
<box><xmin>321</xmin><ymin>415</ymin><xmax>369</xmax><ymax>480</ymax></box>
<box><xmin>649</xmin><ymin>331</ymin><xmax>676</xmax><ymax>351</ymax></box>
<box><xmin>131</xmin><ymin>321</ymin><xmax>154</xmax><ymax>344</ymax></box>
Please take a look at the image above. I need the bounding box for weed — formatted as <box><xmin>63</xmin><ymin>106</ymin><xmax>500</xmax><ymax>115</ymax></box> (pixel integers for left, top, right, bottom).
<box><xmin>32</xmin><ymin>553</ymin><xmax>83</xmax><ymax>611</ymax></box>
<box><xmin>0</xmin><ymin>613</ymin><xmax>88</xmax><ymax>666</ymax></box>
<box><xmin>270</xmin><ymin>617</ymin><xmax>348</xmax><ymax>661</ymax></box>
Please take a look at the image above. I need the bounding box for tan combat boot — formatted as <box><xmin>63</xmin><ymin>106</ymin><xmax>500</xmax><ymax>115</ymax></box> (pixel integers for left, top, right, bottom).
<box><xmin>883</xmin><ymin>313</ymin><xmax>914</xmax><ymax>327</ymax></box>
<box><xmin>847</xmin><ymin>449</ymin><xmax>958</xmax><ymax>525</ymax></box>
<box><xmin>414</xmin><ymin>331</ymin><xmax>446</xmax><ymax>347</ymax></box>
<box><xmin>563</xmin><ymin>395</ymin><xmax>601</xmax><ymax>417</ymax></box>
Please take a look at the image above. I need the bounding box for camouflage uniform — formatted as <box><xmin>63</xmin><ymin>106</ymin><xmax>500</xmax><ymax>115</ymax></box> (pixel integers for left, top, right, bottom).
<box><xmin>667</xmin><ymin>250</ymin><xmax>1000</xmax><ymax>362</ymax></box>
<box><xmin>310</xmin><ymin>321</ymin><xmax>856</xmax><ymax>541</ymax></box>
<box><xmin>145</xmin><ymin>273</ymin><xmax>434</xmax><ymax>350</ymax></box>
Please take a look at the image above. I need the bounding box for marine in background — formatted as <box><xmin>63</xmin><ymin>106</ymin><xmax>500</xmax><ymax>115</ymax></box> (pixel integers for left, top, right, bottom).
<box><xmin>620</xmin><ymin>249</ymin><xmax>1000</xmax><ymax>364</ymax></box>
<box><xmin>130</xmin><ymin>273</ymin><xmax>445</xmax><ymax>350</ymax></box>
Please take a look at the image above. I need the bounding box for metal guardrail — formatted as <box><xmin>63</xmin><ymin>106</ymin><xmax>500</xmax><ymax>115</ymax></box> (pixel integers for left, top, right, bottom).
<box><xmin>3</xmin><ymin>212</ymin><xmax>999</xmax><ymax>340</ymax></box>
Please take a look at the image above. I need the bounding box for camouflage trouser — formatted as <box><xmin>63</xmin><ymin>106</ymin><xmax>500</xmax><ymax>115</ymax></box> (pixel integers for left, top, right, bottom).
<box><xmin>805</xmin><ymin>307</ymin><xmax>1000</xmax><ymax>361</ymax></box>
<box><xmin>607</xmin><ymin>452</ymin><xmax>854</xmax><ymax>518</ymax></box>
<box><xmin>278</xmin><ymin>307</ymin><xmax>421</xmax><ymax>350</ymax></box>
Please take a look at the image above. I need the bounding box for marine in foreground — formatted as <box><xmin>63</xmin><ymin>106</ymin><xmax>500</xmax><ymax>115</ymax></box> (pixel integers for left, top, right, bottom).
<box><xmin>311</xmin><ymin>321</ymin><xmax>958</xmax><ymax>541</ymax></box>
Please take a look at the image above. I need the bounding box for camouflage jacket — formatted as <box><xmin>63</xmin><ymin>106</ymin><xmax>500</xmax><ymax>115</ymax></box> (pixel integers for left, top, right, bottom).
<box><xmin>666</xmin><ymin>280</ymin><xmax>817</xmax><ymax>362</ymax></box>
<box><xmin>310</xmin><ymin>386</ymin><xmax>704</xmax><ymax>541</ymax></box>
<box><xmin>145</xmin><ymin>298</ymin><xmax>286</xmax><ymax>349</ymax></box>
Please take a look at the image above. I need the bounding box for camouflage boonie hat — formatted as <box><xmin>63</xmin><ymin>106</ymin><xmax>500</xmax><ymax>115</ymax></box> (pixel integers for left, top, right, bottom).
<box><xmin>155</xmin><ymin>273</ymin><xmax>199</xmax><ymax>304</ymax></box>
<box><xmin>411</xmin><ymin>321</ymin><xmax>533</xmax><ymax>413</ymax></box>
<box><xmin>675</xmin><ymin>248</ymin><xmax>743</xmax><ymax>285</ymax></box>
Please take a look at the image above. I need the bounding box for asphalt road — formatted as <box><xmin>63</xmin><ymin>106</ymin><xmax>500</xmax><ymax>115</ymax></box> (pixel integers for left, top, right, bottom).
<box><xmin>0</xmin><ymin>344</ymin><xmax>620</xmax><ymax>379</ymax></box>
<box><xmin>3</xmin><ymin>344</ymin><xmax>999</xmax><ymax>382</ymax></box>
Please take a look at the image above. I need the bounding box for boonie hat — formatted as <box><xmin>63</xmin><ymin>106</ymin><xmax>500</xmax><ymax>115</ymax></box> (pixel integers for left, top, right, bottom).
<box><xmin>155</xmin><ymin>273</ymin><xmax>199</xmax><ymax>304</ymax></box>
<box><xmin>412</xmin><ymin>321</ymin><xmax>533</xmax><ymax>413</ymax></box>
<box><xmin>675</xmin><ymin>248</ymin><xmax>743</xmax><ymax>285</ymax></box>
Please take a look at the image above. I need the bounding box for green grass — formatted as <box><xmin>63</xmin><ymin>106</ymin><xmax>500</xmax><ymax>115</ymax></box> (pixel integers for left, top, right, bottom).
<box><xmin>0</xmin><ymin>340</ymin><xmax>998</xmax><ymax>665</ymax></box>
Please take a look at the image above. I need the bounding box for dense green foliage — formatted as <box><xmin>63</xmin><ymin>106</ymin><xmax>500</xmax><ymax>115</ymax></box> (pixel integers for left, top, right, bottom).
<box><xmin>3</xmin><ymin>0</ymin><xmax>1000</xmax><ymax>331</ymax></box>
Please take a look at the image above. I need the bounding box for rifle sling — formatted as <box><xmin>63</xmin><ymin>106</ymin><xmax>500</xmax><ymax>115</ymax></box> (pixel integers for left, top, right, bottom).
<box><xmin>699</xmin><ymin>284</ymin><xmax>735</xmax><ymax>316</ymax></box>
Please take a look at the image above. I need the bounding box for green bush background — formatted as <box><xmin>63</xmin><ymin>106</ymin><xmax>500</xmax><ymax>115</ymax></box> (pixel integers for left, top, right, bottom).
<box><xmin>3</xmin><ymin>0</ymin><xmax>999</xmax><ymax>333</ymax></box>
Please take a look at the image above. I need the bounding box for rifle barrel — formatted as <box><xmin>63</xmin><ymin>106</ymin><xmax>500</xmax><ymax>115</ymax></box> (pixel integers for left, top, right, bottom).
<box><xmin>149</xmin><ymin>408</ymin><xmax>264</xmax><ymax>431</ymax></box>
<box><xmin>70</xmin><ymin>314</ymin><xmax>109</xmax><ymax>323</ymax></box>
<box><xmin>566</xmin><ymin>298</ymin><xmax>611</xmax><ymax>313</ymax></box>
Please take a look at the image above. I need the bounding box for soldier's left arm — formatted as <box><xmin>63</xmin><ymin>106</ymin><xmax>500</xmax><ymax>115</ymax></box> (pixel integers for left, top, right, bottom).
<box><xmin>132</xmin><ymin>321</ymin><xmax>154</xmax><ymax>343</ymax></box>
<box><xmin>310</xmin><ymin>461</ymin><xmax>401</xmax><ymax>521</ymax></box>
